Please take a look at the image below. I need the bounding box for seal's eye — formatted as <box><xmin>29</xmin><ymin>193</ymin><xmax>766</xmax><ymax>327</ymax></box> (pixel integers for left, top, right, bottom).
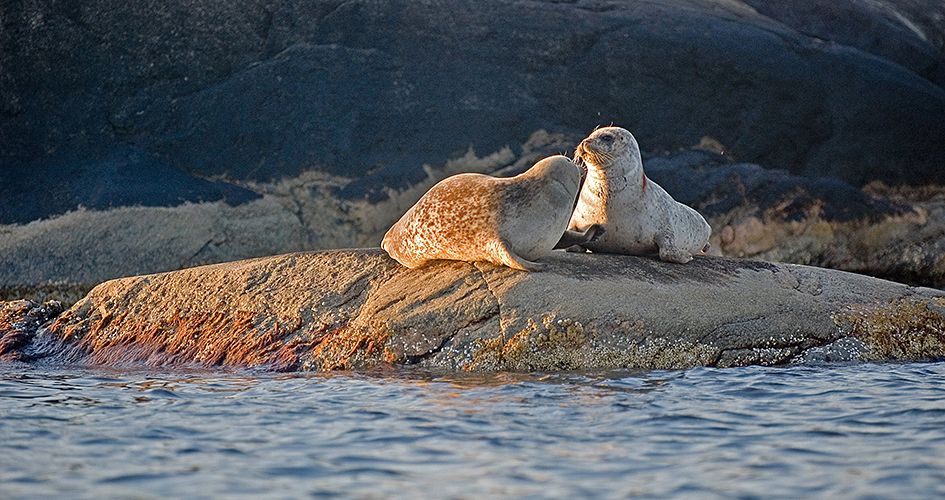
<box><xmin>600</xmin><ymin>133</ymin><xmax>614</xmax><ymax>143</ymax></box>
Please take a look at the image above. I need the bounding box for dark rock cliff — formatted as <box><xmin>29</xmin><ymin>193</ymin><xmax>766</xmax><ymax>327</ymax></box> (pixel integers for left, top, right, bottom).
<box><xmin>3</xmin><ymin>0</ymin><xmax>944</xmax><ymax>223</ymax></box>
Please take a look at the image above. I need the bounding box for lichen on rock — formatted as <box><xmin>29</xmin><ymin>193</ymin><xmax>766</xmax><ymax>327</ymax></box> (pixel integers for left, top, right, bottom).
<box><xmin>835</xmin><ymin>298</ymin><xmax>945</xmax><ymax>362</ymax></box>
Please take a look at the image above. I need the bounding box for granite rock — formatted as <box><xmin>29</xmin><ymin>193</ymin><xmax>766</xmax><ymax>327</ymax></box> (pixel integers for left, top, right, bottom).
<box><xmin>3</xmin><ymin>0</ymin><xmax>944</xmax><ymax>224</ymax></box>
<box><xmin>3</xmin><ymin>249</ymin><xmax>943</xmax><ymax>372</ymax></box>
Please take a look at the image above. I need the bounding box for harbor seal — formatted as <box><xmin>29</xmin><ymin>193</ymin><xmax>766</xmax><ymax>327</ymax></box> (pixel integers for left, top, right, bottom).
<box><xmin>569</xmin><ymin>127</ymin><xmax>711</xmax><ymax>264</ymax></box>
<box><xmin>382</xmin><ymin>155</ymin><xmax>602</xmax><ymax>271</ymax></box>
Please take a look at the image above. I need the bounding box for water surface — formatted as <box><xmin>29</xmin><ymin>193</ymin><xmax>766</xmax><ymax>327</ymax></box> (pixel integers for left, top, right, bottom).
<box><xmin>2</xmin><ymin>362</ymin><xmax>944</xmax><ymax>499</ymax></box>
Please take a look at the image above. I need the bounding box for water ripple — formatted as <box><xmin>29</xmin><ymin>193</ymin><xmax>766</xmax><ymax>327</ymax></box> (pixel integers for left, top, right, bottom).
<box><xmin>1</xmin><ymin>363</ymin><xmax>945</xmax><ymax>499</ymax></box>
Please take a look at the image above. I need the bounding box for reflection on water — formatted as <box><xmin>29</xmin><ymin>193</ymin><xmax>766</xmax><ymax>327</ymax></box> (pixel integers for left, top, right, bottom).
<box><xmin>1</xmin><ymin>362</ymin><xmax>945</xmax><ymax>499</ymax></box>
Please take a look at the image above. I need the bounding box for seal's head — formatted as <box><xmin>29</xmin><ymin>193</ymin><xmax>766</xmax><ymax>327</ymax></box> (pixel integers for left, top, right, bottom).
<box><xmin>574</xmin><ymin>126</ymin><xmax>640</xmax><ymax>172</ymax></box>
<box><xmin>522</xmin><ymin>154</ymin><xmax>582</xmax><ymax>195</ymax></box>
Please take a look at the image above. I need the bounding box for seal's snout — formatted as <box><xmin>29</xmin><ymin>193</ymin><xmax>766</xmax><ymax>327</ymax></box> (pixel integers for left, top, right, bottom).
<box><xmin>573</xmin><ymin>143</ymin><xmax>589</xmax><ymax>176</ymax></box>
<box><xmin>573</xmin><ymin>149</ymin><xmax>585</xmax><ymax>167</ymax></box>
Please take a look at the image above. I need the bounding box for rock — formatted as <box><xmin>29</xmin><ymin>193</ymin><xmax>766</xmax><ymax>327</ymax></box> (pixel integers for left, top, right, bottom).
<box><xmin>0</xmin><ymin>144</ymin><xmax>517</xmax><ymax>290</ymax></box>
<box><xmin>2</xmin><ymin>0</ymin><xmax>944</xmax><ymax>222</ymax></box>
<box><xmin>739</xmin><ymin>0</ymin><xmax>945</xmax><ymax>87</ymax></box>
<box><xmin>646</xmin><ymin>150</ymin><xmax>945</xmax><ymax>288</ymax></box>
<box><xmin>0</xmin><ymin>299</ymin><xmax>64</xmax><ymax>362</ymax></box>
<box><xmin>1</xmin><ymin>145</ymin><xmax>262</xmax><ymax>227</ymax></box>
<box><xmin>645</xmin><ymin>150</ymin><xmax>911</xmax><ymax>223</ymax></box>
<box><xmin>4</xmin><ymin>137</ymin><xmax>945</xmax><ymax>294</ymax></box>
<box><xmin>3</xmin><ymin>249</ymin><xmax>943</xmax><ymax>372</ymax></box>
<box><xmin>0</xmin><ymin>283</ymin><xmax>94</xmax><ymax>309</ymax></box>
<box><xmin>3</xmin><ymin>0</ymin><xmax>945</xmax><ymax>292</ymax></box>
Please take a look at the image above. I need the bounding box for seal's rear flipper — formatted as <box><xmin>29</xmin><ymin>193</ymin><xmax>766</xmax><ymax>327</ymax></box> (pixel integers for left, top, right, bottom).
<box><xmin>554</xmin><ymin>224</ymin><xmax>605</xmax><ymax>249</ymax></box>
<box><xmin>501</xmin><ymin>252</ymin><xmax>544</xmax><ymax>272</ymax></box>
<box><xmin>490</xmin><ymin>240</ymin><xmax>544</xmax><ymax>271</ymax></box>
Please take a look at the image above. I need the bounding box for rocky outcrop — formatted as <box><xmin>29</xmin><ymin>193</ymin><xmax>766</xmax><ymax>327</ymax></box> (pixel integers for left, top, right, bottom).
<box><xmin>0</xmin><ymin>299</ymin><xmax>64</xmax><ymax>362</ymax></box>
<box><xmin>3</xmin><ymin>249</ymin><xmax>943</xmax><ymax>371</ymax></box>
<box><xmin>646</xmin><ymin>150</ymin><xmax>945</xmax><ymax>288</ymax></box>
<box><xmin>3</xmin><ymin>0</ymin><xmax>945</xmax><ymax>294</ymax></box>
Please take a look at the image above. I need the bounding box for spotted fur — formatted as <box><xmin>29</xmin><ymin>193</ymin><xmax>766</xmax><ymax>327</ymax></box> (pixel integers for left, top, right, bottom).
<box><xmin>383</xmin><ymin>155</ymin><xmax>588</xmax><ymax>271</ymax></box>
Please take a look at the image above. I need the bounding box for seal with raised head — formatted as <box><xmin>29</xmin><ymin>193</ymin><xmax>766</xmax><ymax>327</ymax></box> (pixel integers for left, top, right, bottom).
<box><xmin>569</xmin><ymin>126</ymin><xmax>711</xmax><ymax>264</ymax></box>
<box><xmin>382</xmin><ymin>155</ymin><xmax>602</xmax><ymax>271</ymax></box>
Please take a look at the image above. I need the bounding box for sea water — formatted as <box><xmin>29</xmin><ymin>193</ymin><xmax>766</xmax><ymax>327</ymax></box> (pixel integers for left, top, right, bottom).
<box><xmin>1</xmin><ymin>362</ymin><xmax>944</xmax><ymax>500</ymax></box>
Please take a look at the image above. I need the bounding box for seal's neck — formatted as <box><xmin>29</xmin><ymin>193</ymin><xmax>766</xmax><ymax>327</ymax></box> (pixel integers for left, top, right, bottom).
<box><xmin>584</xmin><ymin>155</ymin><xmax>644</xmax><ymax>195</ymax></box>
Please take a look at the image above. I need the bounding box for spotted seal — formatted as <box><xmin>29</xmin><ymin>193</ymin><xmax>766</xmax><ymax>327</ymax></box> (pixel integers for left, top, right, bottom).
<box><xmin>382</xmin><ymin>155</ymin><xmax>602</xmax><ymax>271</ymax></box>
<box><xmin>569</xmin><ymin>127</ymin><xmax>711</xmax><ymax>264</ymax></box>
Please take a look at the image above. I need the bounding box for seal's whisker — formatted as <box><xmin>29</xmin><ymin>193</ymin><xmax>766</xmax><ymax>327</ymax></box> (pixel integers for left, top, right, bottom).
<box><xmin>594</xmin><ymin>151</ymin><xmax>615</xmax><ymax>164</ymax></box>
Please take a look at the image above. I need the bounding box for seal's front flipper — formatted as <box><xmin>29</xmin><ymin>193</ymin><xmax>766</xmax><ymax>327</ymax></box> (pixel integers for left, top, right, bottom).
<box><xmin>657</xmin><ymin>234</ymin><xmax>693</xmax><ymax>264</ymax></box>
<box><xmin>554</xmin><ymin>224</ymin><xmax>605</xmax><ymax>249</ymax></box>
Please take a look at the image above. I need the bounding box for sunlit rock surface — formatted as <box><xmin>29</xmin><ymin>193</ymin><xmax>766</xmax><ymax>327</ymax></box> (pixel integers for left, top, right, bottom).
<box><xmin>3</xmin><ymin>249</ymin><xmax>944</xmax><ymax>372</ymax></box>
